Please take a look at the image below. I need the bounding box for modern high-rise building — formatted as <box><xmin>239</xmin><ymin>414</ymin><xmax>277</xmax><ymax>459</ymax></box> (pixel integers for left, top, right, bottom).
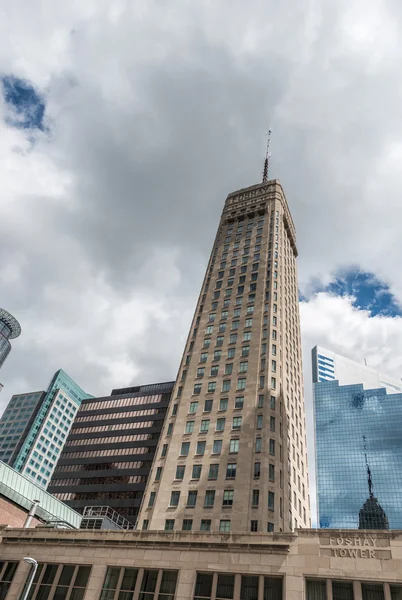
<box><xmin>48</xmin><ymin>381</ymin><xmax>174</xmax><ymax>525</ymax></box>
<box><xmin>0</xmin><ymin>369</ymin><xmax>92</xmax><ymax>488</ymax></box>
<box><xmin>312</xmin><ymin>345</ymin><xmax>402</xmax><ymax>393</ymax></box>
<box><xmin>0</xmin><ymin>307</ymin><xmax>21</xmax><ymax>378</ymax></box>
<box><xmin>138</xmin><ymin>178</ymin><xmax>310</xmax><ymax>534</ymax></box>
<box><xmin>314</xmin><ymin>379</ymin><xmax>402</xmax><ymax>529</ymax></box>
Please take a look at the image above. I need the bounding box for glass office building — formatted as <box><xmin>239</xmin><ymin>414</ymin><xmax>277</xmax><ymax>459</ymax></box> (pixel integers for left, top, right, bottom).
<box><xmin>0</xmin><ymin>369</ymin><xmax>92</xmax><ymax>489</ymax></box>
<box><xmin>314</xmin><ymin>380</ymin><xmax>402</xmax><ymax>529</ymax></box>
<box><xmin>0</xmin><ymin>307</ymin><xmax>21</xmax><ymax>372</ymax></box>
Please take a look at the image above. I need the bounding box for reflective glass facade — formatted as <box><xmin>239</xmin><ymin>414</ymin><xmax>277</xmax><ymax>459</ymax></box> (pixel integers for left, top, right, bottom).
<box><xmin>0</xmin><ymin>369</ymin><xmax>92</xmax><ymax>489</ymax></box>
<box><xmin>314</xmin><ymin>380</ymin><xmax>402</xmax><ymax>529</ymax></box>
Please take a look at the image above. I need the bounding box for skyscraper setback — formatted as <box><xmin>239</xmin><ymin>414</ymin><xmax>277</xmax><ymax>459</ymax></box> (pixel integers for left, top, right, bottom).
<box><xmin>138</xmin><ymin>178</ymin><xmax>310</xmax><ymax>533</ymax></box>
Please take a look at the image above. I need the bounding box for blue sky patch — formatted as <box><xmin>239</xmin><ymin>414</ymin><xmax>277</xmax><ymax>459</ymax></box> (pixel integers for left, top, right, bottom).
<box><xmin>1</xmin><ymin>75</ymin><xmax>45</xmax><ymax>130</ymax></box>
<box><xmin>301</xmin><ymin>267</ymin><xmax>402</xmax><ymax>317</ymax></box>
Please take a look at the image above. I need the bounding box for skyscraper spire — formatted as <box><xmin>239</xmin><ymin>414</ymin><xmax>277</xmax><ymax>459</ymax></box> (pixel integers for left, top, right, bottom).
<box><xmin>363</xmin><ymin>435</ymin><xmax>374</xmax><ymax>498</ymax></box>
<box><xmin>262</xmin><ymin>127</ymin><xmax>272</xmax><ymax>183</ymax></box>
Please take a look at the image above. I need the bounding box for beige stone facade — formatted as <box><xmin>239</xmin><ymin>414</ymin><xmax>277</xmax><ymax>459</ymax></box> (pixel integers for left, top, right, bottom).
<box><xmin>1</xmin><ymin>527</ymin><xmax>402</xmax><ymax>600</ymax></box>
<box><xmin>138</xmin><ymin>179</ymin><xmax>310</xmax><ymax>534</ymax></box>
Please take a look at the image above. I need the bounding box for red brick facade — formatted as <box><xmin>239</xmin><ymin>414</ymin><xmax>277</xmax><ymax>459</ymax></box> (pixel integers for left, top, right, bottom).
<box><xmin>0</xmin><ymin>497</ymin><xmax>40</xmax><ymax>528</ymax></box>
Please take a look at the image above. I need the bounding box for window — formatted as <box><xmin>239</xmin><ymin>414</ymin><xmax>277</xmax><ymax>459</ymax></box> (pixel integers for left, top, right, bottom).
<box><xmin>165</xmin><ymin>519</ymin><xmax>175</xmax><ymax>530</ymax></box>
<box><xmin>241</xmin><ymin>345</ymin><xmax>249</xmax><ymax>357</ymax></box>
<box><xmin>170</xmin><ymin>491</ymin><xmax>180</xmax><ymax>507</ymax></box>
<box><xmin>148</xmin><ymin>492</ymin><xmax>156</xmax><ymax>507</ymax></box>
<box><xmin>142</xmin><ymin>520</ymin><xmax>149</xmax><ymax>530</ymax></box>
<box><xmin>218</xmin><ymin>323</ymin><xmax>226</xmax><ymax>333</ymax></box>
<box><xmin>210</xmin><ymin>365</ymin><xmax>219</xmax><ymax>377</ymax></box>
<box><xmin>216</xmin><ymin>336</ymin><xmax>224</xmax><ymax>346</ymax></box>
<box><xmin>239</xmin><ymin>361</ymin><xmax>248</xmax><ymax>373</ymax></box>
<box><xmin>219</xmin><ymin>398</ymin><xmax>228</xmax><ymax>411</ymax></box>
<box><xmin>256</xmin><ymin>415</ymin><xmax>263</xmax><ymax>429</ymax></box>
<box><xmin>223</xmin><ymin>490</ymin><xmax>234</xmax><ymax>507</ymax></box>
<box><xmin>180</xmin><ymin>442</ymin><xmax>190</xmax><ymax>456</ymax></box>
<box><xmin>254</xmin><ymin>462</ymin><xmax>260</xmax><ymax>479</ymax></box>
<box><xmin>259</xmin><ymin>376</ymin><xmax>265</xmax><ymax>389</ymax></box>
<box><xmin>161</xmin><ymin>444</ymin><xmax>168</xmax><ymax>457</ymax></box>
<box><xmin>206</xmin><ymin>325</ymin><xmax>213</xmax><ymax>334</ymax></box>
<box><xmin>272</xmin><ymin>330</ymin><xmax>277</xmax><ymax>340</ymax></box>
<box><xmin>208</xmin><ymin>464</ymin><xmax>219</xmax><ymax>479</ymax></box>
<box><xmin>200</xmin><ymin>520</ymin><xmax>211</xmax><ymax>531</ymax></box>
<box><xmin>204</xmin><ymin>490</ymin><xmax>215</xmax><ymax>507</ymax></box>
<box><xmin>216</xmin><ymin>418</ymin><xmax>226</xmax><ymax>432</ymax></box>
<box><xmin>197</xmin><ymin>367</ymin><xmax>205</xmax><ymax>378</ymax></box>
<box><xmin>229</xmin><ymin>439</ymin><xmax>239</xmax><ymax>453</ymax></box>
<box><xmin>189</xmin><ymin>401</ymin><xmax>198</xmax><ymax>414</ymax></box>
<box><xmin>232</xmin><ymin>416</ymin><xmax>242</xmax><ymax>430</ymax></box>
<box><xmin>226</xmin><ymin>463</ymin><xmax>237</xmax><ymax>479</ymax></box>
<box><xmin>155</xmin><ymin>467</ymin><xmax>163</xmax><ymax>481</ymax></box>
<box><xmin>235</xmin><ymin>396</ymin><xmax>244</xmax><ymax>409</ymax></box>
<box><xmin>258</xmin><ymin>394</ymin><xmax>264</xmax><ymax>408</ymax></box>
<box><xmin>243</xmin><ymin>331</ymin><xmax>251</xmax><ymax>342</ymax></box>
<box><xmin>269</xmin><ymin>463</ymin><xmax>275</xmax><ymax>482</ymax></box>
<box><xmin>362</xmin><ymin>584</ymin><xmax>385</xmax><ymax>600</ymax></box>
<box><xmin>252</xmin><ymin>489</ymin><xmax>260</xmax><ymax>507</ymax></box>
<box><xmin>270</xmin><ymin>416</ymin><xmax>276</xmax><ymax>431</ymax></box>
<box><xmin>0</xmin><ymin>562</ymin><xmax>18</xmax><ymax>599</ymax></box>
<box><xmin>219</xmin><ymin>520</ymin><xmax>231</xmax><ymax>532</ymax></box>
<box><xmin>25</xmin><ymin>564</ymin><xmax>89</xmax><ymax>600</ymax></box>
<box><xmin>213</xmin><ymin>440</ymin><xmax>222</xmax><ymax>454</ymax></box>
<box><xmin>214</xmin><ymin>349</ymin><xmax>222</xmax><ymax>361</ymax></box>
<box><xmin>250</xmin><ymin>520</ymin><xmax>258</xmax><ymax>532</ymax></box>
<box><xmin>172</xmin><ymin>404</ymin><xmax>178</xmax><ymax>416</ymax></box>
<box><xmin>192</xmin><ymin>465</ymin><xmax>202</xmax><ymax>479</ymax></box>
<box><xmin>182</xmin><ymin>519</ymin><xmax>193</xmax><ymax>531</ymax></box>
<box><xmin>222</xmin><ymin>380</ymin><xmax>231</xmax><ymax>392</ymax></box>
<box><xmin>200</xmin><ymin>419</ymin><xmax>210</xmax><ymax>433</ymax></box>
<box><xmin>204</xmin><ymin>399</ymin><xmax>213</xmax><ymax>412</ymax></box>
<box><xmin>176</xmin><ymin>465</ymin><xmax>185</xmax><ymax>480</ymax></box>
<box><xmin>196</xmin><ymin>441</ymin><xmax>206</xmax><ymax>455</ymax></box>
<box><xmin>306</xmin><ymin>580</ymin><xmax>326</xmax><ymax>600</ymax></box>
<box><xmin>270</xmin><ymin>395</ymin><xmax>276</xmax><ymax>410</ymax></box>
<box><xmin>185</xmin><ymin>421</ymin><xmax>194</xmax><ymax>434</ymax></box>
<box><xmin>225</xmin><ymin>363</ymin><xmax>233</xmax><ymax>375</ymax></box>
<box><xmin>209</xmin><ymin>313</ymin><xmax>216</xmax><ymax>322</ymax></box>
<box><xmin>167</xmin><ymin>423</ymin><xmax>173</xmax><ymax>436</ymax></box>
<box><xmin>203</xmin><ymin>338</ymin><xmax>211</xmax><ymax>348</ymax></box>
<box><xmin>193</xmin><ymin>384</ymin><xmax>202</xmax><ymax>395</ymax></box>
<box><xmin>255</xmin><ymin>438</ymin><xmax>262</xmax><ymax>453</ymax></box>
<box><xmin>237</xmin><ymin>378</ymin><xmax>246</xmax><ymax>390</ymax></box>
<box><xmin>187</xmin><ymin>491</ymin><xmax>198</xmax><ymax>507</ymax></box>
<box><xmin>269</xmin><ymin>439</ymin><xmax>275</xmax><ymax>455</ymax></box>
<box><xmin>207</xmin><ymin>382</ymin><xmax>216</xmax><ymax>393</ymax></box>
<box><xmin>229</xmin><ymin>333</ymin><xmax>237</xmax><ymax>343</ymax></box>
<box><xmin>272</xmin><ymin>344</ymin><xmax>277</xmax><ymax>356</ymax></box>
<box><xmin>268</xmin><ymin>492</ymin><xmax>275</xmax><ymax>510</ymax></box>
<box><xmin>227</xmin><ymin>348</ymin><xmax>235</xmax><ymax>359</ymax></box>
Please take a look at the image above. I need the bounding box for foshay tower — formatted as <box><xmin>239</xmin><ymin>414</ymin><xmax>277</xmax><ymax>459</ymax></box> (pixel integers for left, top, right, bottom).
<box><xmin>139</xmin><ymin>164</ymin><xmax>310</xmax><ymax>533</ymax></box>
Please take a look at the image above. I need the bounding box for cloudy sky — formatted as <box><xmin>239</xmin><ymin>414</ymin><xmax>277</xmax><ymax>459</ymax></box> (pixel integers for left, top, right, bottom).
<box><xmin>2</xmin><ymin>0</ymin><xmax>402</xmax><ymax>524</ymax></box>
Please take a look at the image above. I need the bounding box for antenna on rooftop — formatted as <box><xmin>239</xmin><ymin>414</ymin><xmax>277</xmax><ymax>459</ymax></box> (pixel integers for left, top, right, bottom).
<box><xmin>262</xmin><ymin>127</ymin><xmax>272</xmax><ymax>183</ymax></box>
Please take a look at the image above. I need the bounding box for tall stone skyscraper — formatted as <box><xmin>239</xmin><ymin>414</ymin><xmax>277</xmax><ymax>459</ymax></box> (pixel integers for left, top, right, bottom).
<box><xmin>138</xmin><ymin>178</ymin><xmax>310</xmax><ymax>533</ymax></box>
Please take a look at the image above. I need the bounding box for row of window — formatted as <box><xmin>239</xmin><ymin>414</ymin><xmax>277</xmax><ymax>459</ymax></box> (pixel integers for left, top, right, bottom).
<box><xmin>100</xmin><ymin>566</ymin><xmax>177</xmax><ymax>600</ymax></box>
<box><xmin>81</xmin><ymin>394</ymin><xmax>165</xmax><ymax>411</ymax></box>
<box><xmin>193</xmin><ymin>572</ymin><xmax>281</xmax><ymax>599</ymax></box>
<box><xmin>164</xmin><ymin>487</ymin><xmax>275</xmax><ymax>510</ymax></box>
<box><xmin>175</xmin><ymin>394</ymin><xmax>277</xmax><ymax>415</ymax></box>
<box><xmin>159</xmin><ymin>517</ymin><xmax>273</xmax><ymax>533</ymax></box>
<box><xmin>74</xmin><ymin>407</ymin><xmax>165</xmax><ymax>423</ymax></box>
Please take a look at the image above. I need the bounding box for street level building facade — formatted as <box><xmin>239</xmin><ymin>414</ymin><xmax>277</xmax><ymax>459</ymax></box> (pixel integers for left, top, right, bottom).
<box><xmin>0</xmin><ymin>307</ymin><xmax>21</xmax><ymax>382</ymax></box>
<box><xmin>0</xmin><ymin>369</ymin><xmax>92</xmax><ymax>489</ymax></box>
<box><xmin>314</xmin><ymin>379</ymin><xmax>402</xmax><ymax>529</ymax></box>
<box><xmin>138</xmin><ymin>179</ymin><xmax>310</xmax><ymax>534</ymax></box>
<box><xmin>48</xmin><ymin>381</ymin><xmax>174</xmax><ymax>525</ymax></box>
<box><xmin>1</xmin><ymin>527</ymin><xmax>402</xmax><ymax>600</ymax></box>
<box><xmin>312</xmin><ymin>345</ymin><xmax>402</xmax><ymax>393</ymax></box>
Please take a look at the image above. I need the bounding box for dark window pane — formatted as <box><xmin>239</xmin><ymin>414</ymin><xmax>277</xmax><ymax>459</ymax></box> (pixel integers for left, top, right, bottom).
<box><xmin>74</xmin><ymin>566</ymin><xmax>91</xmax><ymax>587</ymax></box>
<box><xmin>263</xmin><ymin>578</ymin><xmax>282</xmax><ymax>600</ymax></box>
<box><xmin>69</xmin><ymin>589</ymin><xmax>85</xmax><ymax>600</ymax></box>
<box><xmin>391</xmin><ymin>586</ymin><xmax>402</xmax><ymax>600</ymax></box>
<box><xmin>194</xmin><ymin>573</ymin><xmax>213</xmax><ymax>599</ymax></box>
<box><xmin>59</xmin><ymin>566</ymin><xmax>75</xmax><ymax>586</ymax></box>
<box><xmin>216</xmin><ymin>574</ymin><xmax>235</xmax><ymax>599</ymax></box>
<box><xmin>241</xmin><ymin>576</ymin><xmax>258</xmax><ymax>600</ymax></box>
<box><xmin>333</xmin><ymin>581</ymin><xmax>353</xmax><ymax>600</ymax></box>
<box><xmin>121</xmin><ymin>569</ymin><xmax>138</xmax><ymax>591</ymax></box>
<box><xmin>118</xmin><ymin>592</ymin><xmax>135</xmax><ymax>600</ymax></box>
<box><xmin>0</xmin><ymin>585</ymin><xmax>11</xmax><ymax>600</ymax></box>
<box><xmin>100</xmin><ymin>592</ymin><xmax>115</xmax><ymax>600</ymax></box>
<box><xmin>2</xmin><ymin>562</ymin><xmax>18</xmax><ymax>582</ymax></box>
<box><xmin>35</xmin><ymin>587</ymin><xmax>52</xmax><ymax>600</ymax></box>
<box><xmin>306</xmin><ymin>580</ymin><xmax>326</xmax><ymax>600</ymax></box>
<box><xmin>362</xmin><ymin>584</ymin><xmax>385</xmax><ymax>600</ymax></box>
<box><xmin>42</xmin><ymin>565</ymin><xmax>58</xmax><ymax>585</ymax></box>
<box><xmin>140</xmin><ymin>570</ymin><xmax>158</xmax><ymax>593</ymax></box>
<box><xmin>53</xmin><ymin>587</ymin><xmax>69</xmax><ymax>600</ymax></box>
<box><xmin>33</xmin><ymin>564</ymin><xmax>44</xmax><ymax>584</ymax></box>
<box><xmin>158</xmin><ymin>571</ymin><xmax>178</xmax><ymax>599</ymax></box>
<box><xmin>103</xmin><ymin>568</ymin><xmax>121</xmax><ymax>590</ymax></box>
